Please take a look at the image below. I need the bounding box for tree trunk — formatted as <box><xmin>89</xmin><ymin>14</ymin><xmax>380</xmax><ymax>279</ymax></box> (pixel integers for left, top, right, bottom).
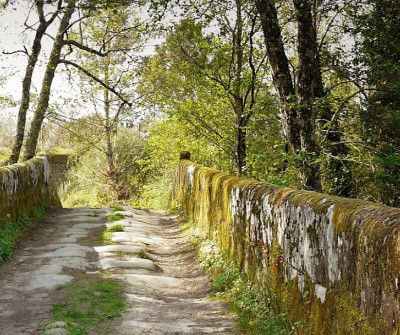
<box><xmin>233</xmin><ymin>0</ymin><xmax>247</xmax><ymax>177</ymax></box>
<box><xmin>9</xmin><ymin>0</ymin><xmax>60</xmax><ymax>164</ymax></box>
<box><xmin>102</xmin><ymin>63</ymin><xmax>128</xmax><ymax>200</ymax></box>
<box><xmin>255</xmin><ymin>0</ymin><xmax>322</xmax><ymax>191</ymax></box>
<box><xmin>22</xmin><ymin>0</ymin><xmax>76</xmax><ymax>161</ymax></box>
<box><xmin>236</xmin><ymin>124</ymin><xmax>247</xmax><ymax>177</ymax></box>
<box><xmin>254</xmin><ymin>0</ymin><xmax>299</xmax><ymax>149</ymax></box>
<box><xmin>293</xmin><ymin>0</ymin><xmax>321</xmax><ymax>190</ymax></box>
<box><xmin>104</xmin><ymin>72</ymin><xmax>115</xmax><ymax>174</ymax></box>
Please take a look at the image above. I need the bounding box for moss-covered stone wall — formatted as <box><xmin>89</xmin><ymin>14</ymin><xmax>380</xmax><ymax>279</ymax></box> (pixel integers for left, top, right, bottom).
<box><xmin>0</xmin><ymin>156</ymin><xmax>57</xmax><ymax>220</ymax></box>
<box><xmin>45</xmin><ymin>154</ymin><xmax>69</xmax><ymax>190</ymax></box>
<box><xmin>172</xmin><ymin>159</ymin><xmax>400</xmax><ymax>334</ymax></box>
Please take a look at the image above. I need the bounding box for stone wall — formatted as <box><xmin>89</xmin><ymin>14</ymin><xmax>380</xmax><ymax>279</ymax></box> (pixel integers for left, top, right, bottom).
<box><xmin>172</xmin><ymin>158</ymin><xmax>400</xmax><ymax>334</ymax></box>
<box><xmin>45</xmin><ymin>154</ymin><xmax>70</xmax><ymax>190</ymax></box>
<box><xmin>0</xmin><ymin>156</ymin><xmax>61</xmax><ymax>220</ymax></box>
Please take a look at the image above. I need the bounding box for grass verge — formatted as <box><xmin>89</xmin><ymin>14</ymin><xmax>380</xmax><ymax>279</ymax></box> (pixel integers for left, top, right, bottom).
<box><xmin>47</xmin><ymin>273</ymin><xmax>125</xmax><ymax>335</ymax></box>
<box><xmin>198</xmin><ymin>239</ymin><xmax>300</xmax><ymax>335</ymax></box>
<box><xmin>0</xmin><ymin>203</ymin><xmax>46</xmax><ymax>262</ymax></box>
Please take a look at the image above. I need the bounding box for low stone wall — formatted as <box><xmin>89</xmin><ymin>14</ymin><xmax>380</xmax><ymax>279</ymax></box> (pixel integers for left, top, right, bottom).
<box><xmin>45</xmin><ymin>153</ymin><xmax>70</xmax><ymax>190</ymax></box>
<box><xmin>172</xmin><ymin>158</ymin><xmax>400</xmax><ymax>334</ymax></box>
<box><xmin>0</xmin><ymin>156</ymin><xmax>59</xmax><ymax>220</ymax></box>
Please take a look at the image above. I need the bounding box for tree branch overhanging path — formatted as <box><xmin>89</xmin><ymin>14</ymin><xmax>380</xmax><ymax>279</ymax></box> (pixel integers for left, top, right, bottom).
<box><xmin>20</xmin><ymin>0</ymin><xmax>138</xmax><ymax>162</ymax></box>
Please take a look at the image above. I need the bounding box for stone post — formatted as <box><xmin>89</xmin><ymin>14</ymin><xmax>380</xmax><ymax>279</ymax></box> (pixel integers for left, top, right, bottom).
<box><xmin>179</xmin><ymin>151</ymin><xmax>191</xmax><ymax>160</ymax></box>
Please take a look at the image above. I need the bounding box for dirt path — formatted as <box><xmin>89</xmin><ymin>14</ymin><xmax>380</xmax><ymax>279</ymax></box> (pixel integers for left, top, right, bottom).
<box><xmin>0</xmin><ymin>207</ymin><xmax>240</xmax><ymax>335</ymax></box>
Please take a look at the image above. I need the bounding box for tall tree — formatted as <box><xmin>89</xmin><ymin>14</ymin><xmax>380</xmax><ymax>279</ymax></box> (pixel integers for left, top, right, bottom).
<box><xmin>22</xmin><ymin>0</ymin><xmax>136</xmax><ymax>161</ymax></box>
<box><xmin>145</xmin><ymin>0</ymin><xmax>267</xmax><ymax>176</ymax></box>
<box><xmin>46</xmin><ymin>5</ymin><xmax>144</xmax><ymax>199</ymax></box>
<box><xmin>255</xmin><ymin>0</ymin><xmax>322</xmax><ymax>191</ymax></box>
<box><xmin>22</xmin><ymin>0</ymin><xmax>77</xmax><ymax>161</ymax></box>
<box><xmin>8</xmin><ymin>0</ymin><xmax>62</xmax><ymax>164</ymax></box>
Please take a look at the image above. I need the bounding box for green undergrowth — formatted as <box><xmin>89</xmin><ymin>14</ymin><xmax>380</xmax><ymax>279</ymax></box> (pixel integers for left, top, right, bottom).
<box><xmin>0</xmin><ymin>204</ymin><xmax>46</xmax><ymax>262</ymax></box>
<box><xmin>112</xmin><ymin>206</ymin><xmax>124</xmax><ymax>212</ymax></box>
<box><xmin>47</xmin><ymin>273</ymin><xmax>125</xmax><ymax>335</ymax></box>
<box><xmin>198</xmin><ymin>239</ymin><xmax>298</xmax><ymax>335</ymax></box>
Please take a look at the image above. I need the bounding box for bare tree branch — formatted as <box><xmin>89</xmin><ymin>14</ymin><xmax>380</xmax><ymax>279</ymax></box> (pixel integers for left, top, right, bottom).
<box><xmin>2</xmin><ymin>49</ymin><xmax>28</xmax><ymax>56</ymax></box>
<box><xmin>59</xmin><ymin>59</ymin><xmax>133</xmax><ymax>106</ymax></box>
<box><xmin>63</xmin><ymin>39</ymin><xmax>107</xmax><ymax>56</ymax></box>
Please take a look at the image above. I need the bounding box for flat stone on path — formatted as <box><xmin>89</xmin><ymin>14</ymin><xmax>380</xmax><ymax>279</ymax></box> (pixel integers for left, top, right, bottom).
<box><xmin>25</xmin><ymin>274</ymin><xmax>74</xmax><ymax>291</ymax></box>
<box><xmin>114</xmin><ymin>273</ymin><xmax>184</xmax><ymax>289</ymax></box>
<box><xmin>94</xmin><ymin>244</ymin><xmax>144</xmax><ymax>254</ymax></box>
<box><xmin>43</xmin><ymin>329</ymin><xmax>68</xmax><ymax>335</ymax></box>
<box><xmin>111</xmin><ymin>231</ymin><xmax>155</xmax><ymax>245</ymax></box>
<box><xmin>99</xmin><ymin>257</ymin><xmax>155</xmax><ymax>270</ymax></box>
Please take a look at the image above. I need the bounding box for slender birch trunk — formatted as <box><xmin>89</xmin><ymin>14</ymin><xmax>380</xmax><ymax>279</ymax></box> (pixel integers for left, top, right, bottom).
<box><xmin>22</xmin><ymin>0</ymin><xmax>76</xmax><ymax>161</ymax></box>
<box><xmin>9</xmin><ymin>0</ymin><xmax>61</xmax><ymax>163</ymax></box>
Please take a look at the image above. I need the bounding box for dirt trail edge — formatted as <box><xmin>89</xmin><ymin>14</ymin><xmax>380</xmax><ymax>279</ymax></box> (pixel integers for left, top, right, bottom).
<box><xmin>0</xmin><ymin>207</ymin><xmax>240</xmax><ymax>335</ymax></box>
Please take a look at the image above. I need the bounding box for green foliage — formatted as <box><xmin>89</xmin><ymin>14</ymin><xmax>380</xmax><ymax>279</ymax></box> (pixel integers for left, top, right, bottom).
<box><xmin>130</xmin><ymin>174</ymin><xmax>172</xmax><ymax>210</ymax></box>
<box><xmin>198</xmin><ymin>240</ymin><xmax>296</xmax><ymax>335</ymax></box>
<box><xmin>0</xmin><ymin>146</ymin><xmax>10</xmax><ymax>166</ymax></box>
<box><xmin>346</xmin><ymin>0</ymin><xmax>400</xmax><ymax>206</ymax></box>
<box><xmin>32</xmin><ymin>203</ymin><xmax>46</xmax><ymax>219</ymax></box>
<box><xmin>48</xmin><ymin>273</ymin><xmax>125</xmax><ymax>335</ymax></box>
<box><xmin>112</xmin><ymin>206</ymin><xmax>124</xmax><ymax>212</ymax></box>
<box><xmin>99</xmin><ymin>223</ymin><xmax>124</xmax><ymax>245</ymax></box>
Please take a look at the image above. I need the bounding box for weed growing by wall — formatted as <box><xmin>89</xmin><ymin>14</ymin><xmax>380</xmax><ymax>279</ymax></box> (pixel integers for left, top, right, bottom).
<box><xmin>0</xmin><ymin>203</ymin><xmax>46</xmax><ymax>262</ymax></box>
<box><xmin>198</xmin><ymin>239</ymin><xmax>299</xmax><ymax>335</ymax></box>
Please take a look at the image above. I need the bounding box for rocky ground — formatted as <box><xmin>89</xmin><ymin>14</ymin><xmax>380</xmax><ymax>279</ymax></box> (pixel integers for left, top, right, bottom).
<box><xmin>0</xmin><ymin>207</ymin><xmax>240</xmax><ymax>335</ymax></box>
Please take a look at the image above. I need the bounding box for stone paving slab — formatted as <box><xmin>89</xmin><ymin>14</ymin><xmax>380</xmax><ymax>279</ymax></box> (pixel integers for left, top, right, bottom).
<box><xmin>94</xmin><ymin>244</ymin><xmax>144</xmax><ymax>254</ymax></box>
<box><xmin>99</xmin><ymin>257</ymin><xmax>155</xmax><ymax>270</ymax></box>
<box><xmin>111</xmin><ymin>232</ymin><xmax>155</xmax><ymax>245</ymax></box>
<box><xmin>114</xmin><ymin>273</ymin><xmax>184</xmax><ymax>289</ymax></box>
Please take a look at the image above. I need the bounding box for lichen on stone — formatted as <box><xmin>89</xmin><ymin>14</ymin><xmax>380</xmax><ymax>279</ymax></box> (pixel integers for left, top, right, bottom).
<box><xmin>1</xmin><ymin>165</ymin><xmax>19</xmax><ymax>202</ymax></box>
